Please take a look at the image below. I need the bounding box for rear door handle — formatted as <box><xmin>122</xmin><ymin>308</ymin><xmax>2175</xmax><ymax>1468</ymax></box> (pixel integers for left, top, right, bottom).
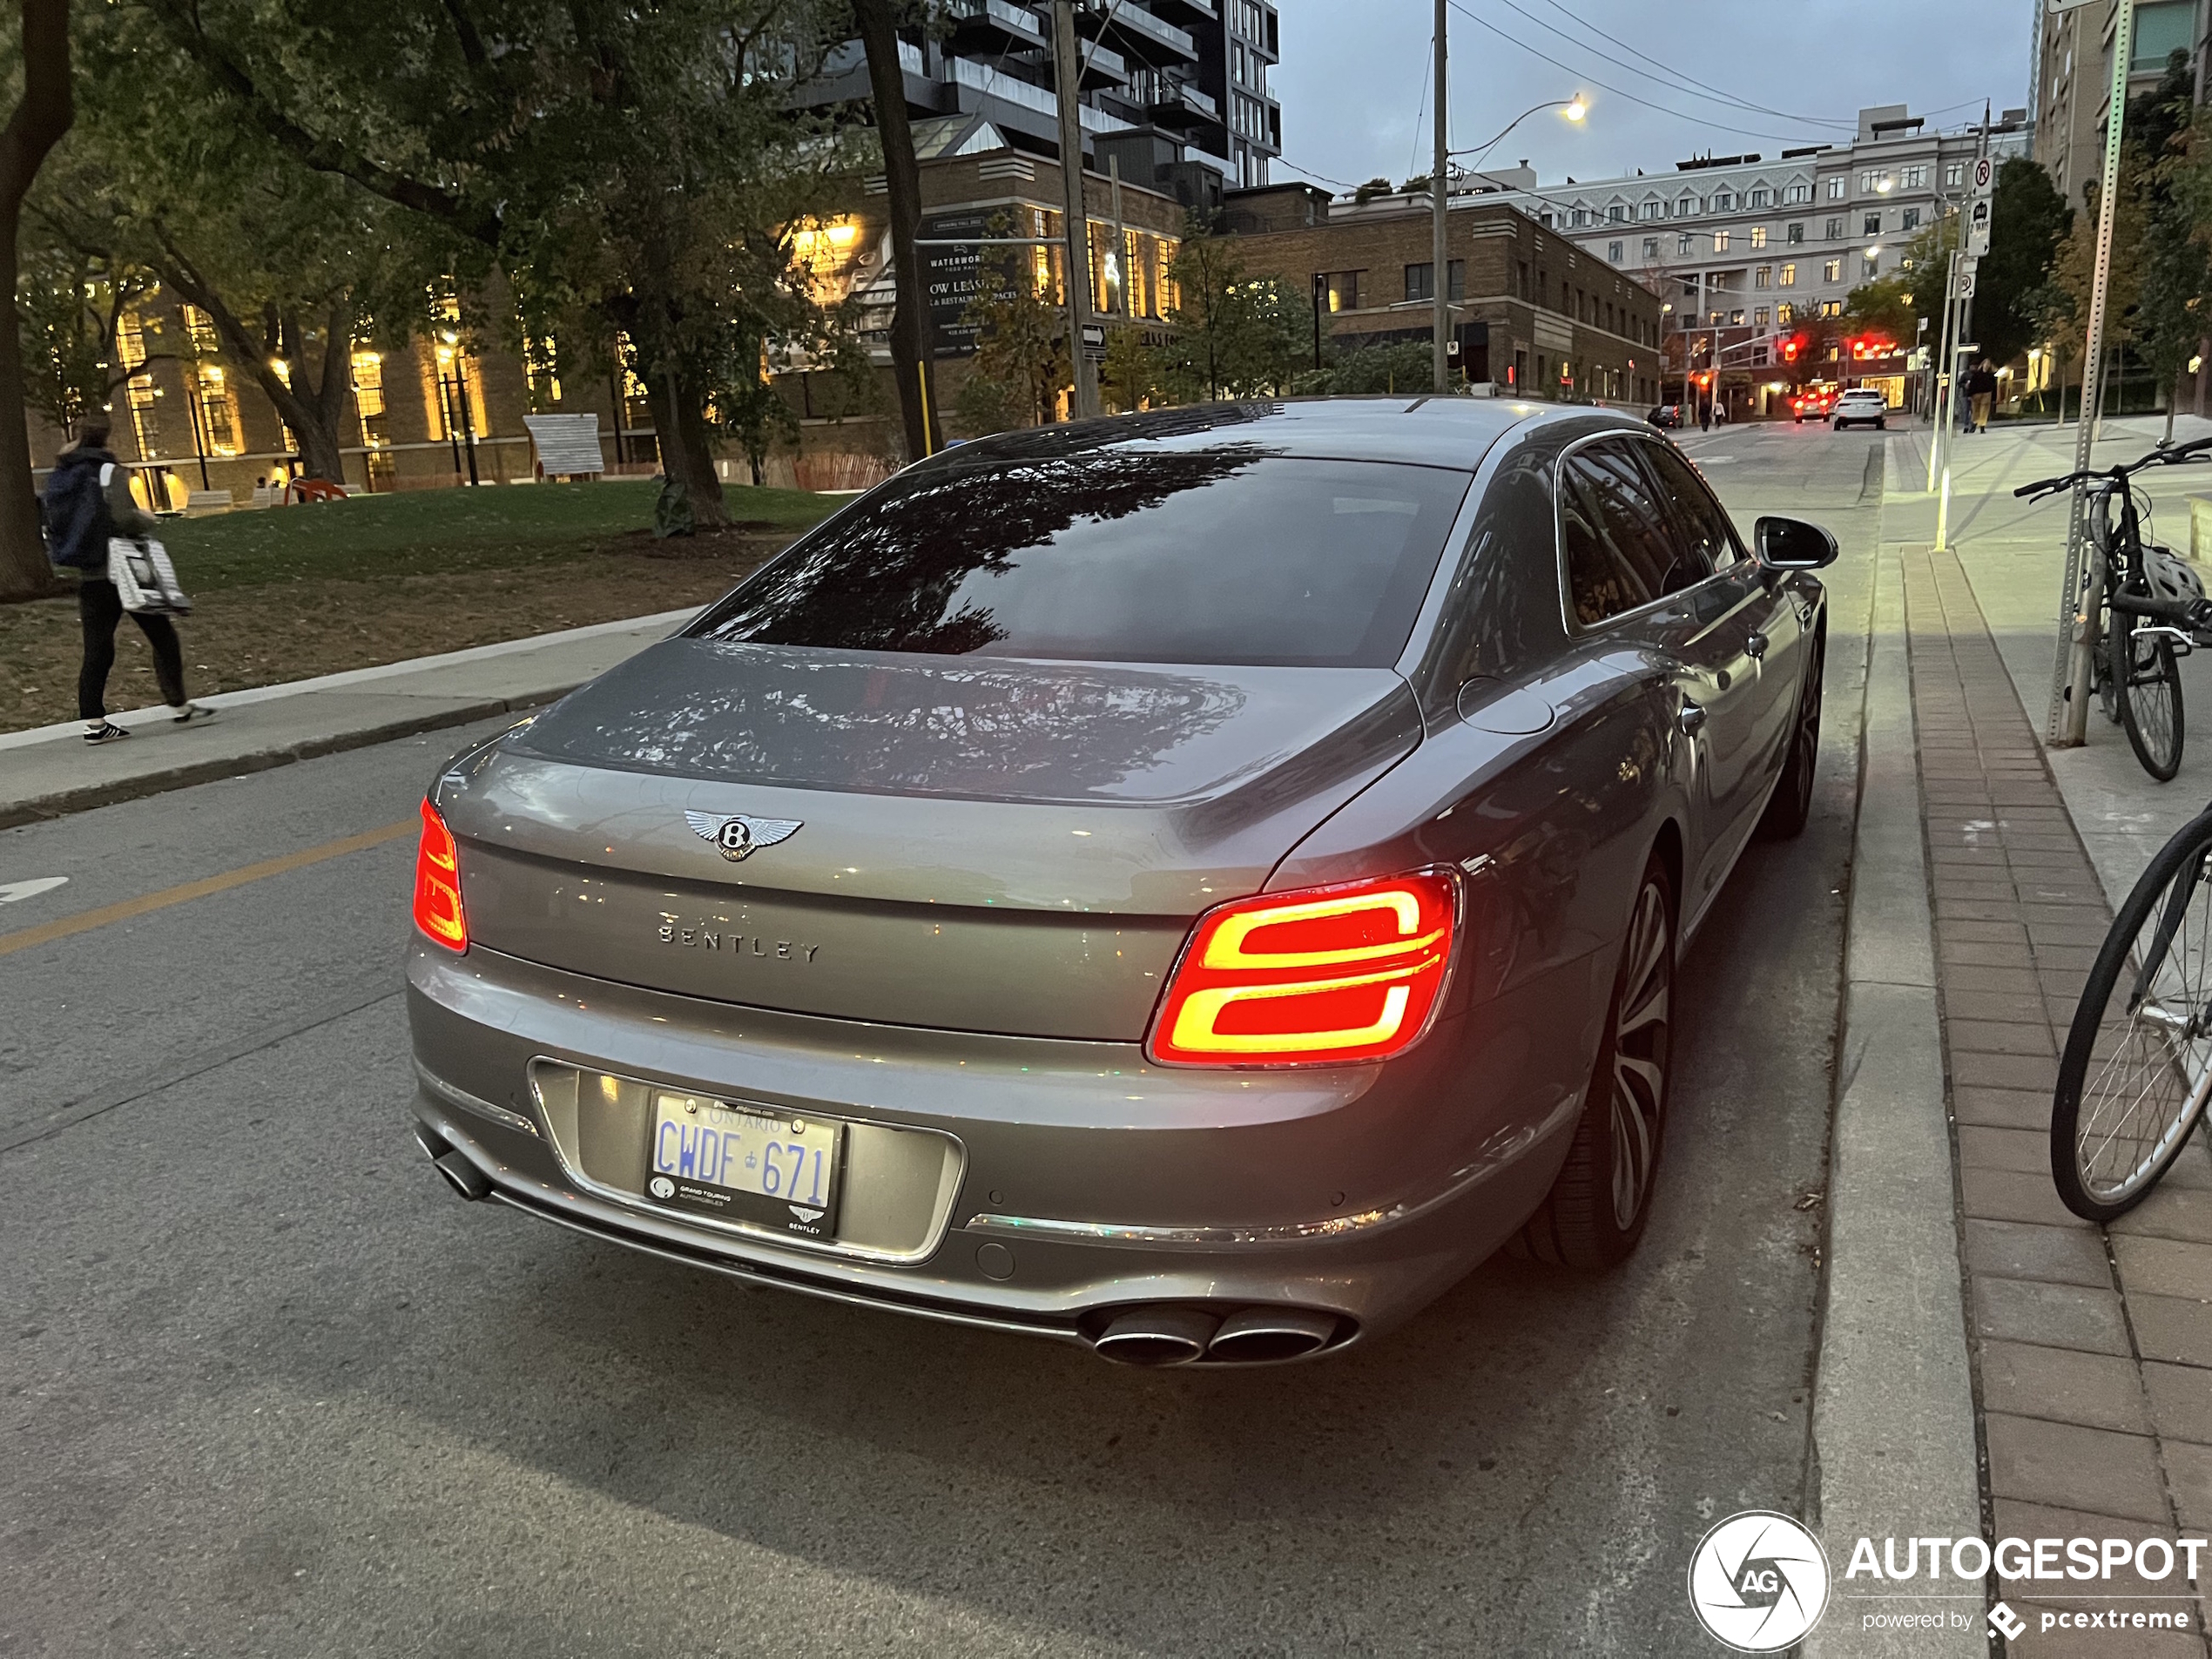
<box><xmin>1745</xmin><ymin>631</ymin><xmax>1769</xmax><ymax>659</ymax></box>
<box><xmin>1679</xmin><ymin>699</ymin><xmax>1708</xmax><ymax>736</ymax></box>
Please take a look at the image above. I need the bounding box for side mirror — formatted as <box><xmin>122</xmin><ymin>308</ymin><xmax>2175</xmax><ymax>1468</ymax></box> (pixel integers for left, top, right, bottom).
<box><xmin>1754</xmin><ymin>516</ymin><xmax>1839</xmax><ymax>570</ymax></box>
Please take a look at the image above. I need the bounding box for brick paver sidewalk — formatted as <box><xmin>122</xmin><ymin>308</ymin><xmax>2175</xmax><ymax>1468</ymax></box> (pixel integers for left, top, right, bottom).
<box><xmin>1907</xmin><ymin>546</ymin><xmax>2212</xmax><ymax>1652</ymax></box>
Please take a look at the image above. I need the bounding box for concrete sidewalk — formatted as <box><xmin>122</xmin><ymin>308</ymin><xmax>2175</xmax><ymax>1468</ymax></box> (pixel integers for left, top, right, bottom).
<box><xmin>0</xmin><ymin>607</ymin><xmax>696</xmax><ymax>829</ymax></box>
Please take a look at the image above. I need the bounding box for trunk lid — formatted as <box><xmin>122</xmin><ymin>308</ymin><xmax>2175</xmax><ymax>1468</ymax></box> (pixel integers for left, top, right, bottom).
<box><xmin>438</xmin><ymin>640</ymin><xmax>1419</xmax><ymax>1041</ymax></box>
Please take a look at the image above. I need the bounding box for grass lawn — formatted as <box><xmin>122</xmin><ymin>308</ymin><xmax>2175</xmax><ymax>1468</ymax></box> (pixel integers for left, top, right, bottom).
<box><xmin>0</xmin><ymin>479</ymin><xmax>839</xmax><ymax>734</ymax></box>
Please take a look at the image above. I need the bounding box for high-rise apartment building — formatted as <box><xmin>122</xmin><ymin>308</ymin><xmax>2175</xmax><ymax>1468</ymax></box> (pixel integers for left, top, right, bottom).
<box><xmin>795</xmin><ymin>1</ymin><xmax>1280</xmax><ymax>199</ymax></box>
<box><xmin>2033</xmin><ymin>0</ymin><xmax>2207</xmax><ymax>207</ymax></box>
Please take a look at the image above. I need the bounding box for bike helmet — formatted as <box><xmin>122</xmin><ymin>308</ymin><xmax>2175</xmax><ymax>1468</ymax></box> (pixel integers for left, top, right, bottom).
<box><xmin>2144</xmin><ymin>546</ymin><xmax>2207</xmax><ymax>607</ymax></box>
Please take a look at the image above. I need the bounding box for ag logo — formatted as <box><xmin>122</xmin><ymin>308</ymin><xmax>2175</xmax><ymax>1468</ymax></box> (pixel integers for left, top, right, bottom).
<box><xmin>1686</xmin><ymin>1510</ymin><xmax>1830</xmax><ymax>1652</ymax></box>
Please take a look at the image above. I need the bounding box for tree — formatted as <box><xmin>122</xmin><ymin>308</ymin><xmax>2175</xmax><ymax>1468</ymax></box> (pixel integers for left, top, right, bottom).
<box><xmin>1150</xmin><ymin>223</ymin><xmax>1312</xmax><ymax>401</ymax></box>
<box><xmin>14</xmin><ymin>239</ymin><xmax>146</xmax><ymax>440</ymax></box>
<box><xmin>954</xmin><ymin>227</ymin><xmax>1069</xmax><ymax>434</ymax></box>
<box><xmin>1294</xmin><ymin>340</ymin><xmax>1431</xmax><ymax>396</ymax></box>
<box><xmin>1844</xmin><ymin>215</ymin><xmax>1952</xmax><ymax>367</ymax></box>
<box><xmin>2129</xmin><ymin>59</ymin><xmax>2209</xmax><ymax>439</ymax></box>
<box><xmin>0</xmin><ymin>0</ymin><xmax>74</xmax><ymax>602</ymax></box>
<box><xmin>851</xmin><ymin>0</ymin><xmax>942</xmax><ymax>464</ymax></box>
<box><xmin>1979</xmin><ymin>156</ymin><xmax>2072</xmax><ymax>371</ymax></box>
<box><xmin>134</xmin><ymin>0</ymin><xmax>861</xmax><ymax>528</ymax></box>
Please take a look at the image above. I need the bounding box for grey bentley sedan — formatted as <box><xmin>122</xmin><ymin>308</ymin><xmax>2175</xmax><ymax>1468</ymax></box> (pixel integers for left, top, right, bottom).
<box><xmin>406</xmin><ymin>398</ymin><xmax>1836</xmax><ymax>1366</ymax></box>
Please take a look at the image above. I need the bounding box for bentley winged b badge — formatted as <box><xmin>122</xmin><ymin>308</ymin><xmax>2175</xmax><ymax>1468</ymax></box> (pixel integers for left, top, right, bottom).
<box><xmin>685</xmin><ymin>811</ymin><xmax>804</xmax><ymax>862</ymax></box>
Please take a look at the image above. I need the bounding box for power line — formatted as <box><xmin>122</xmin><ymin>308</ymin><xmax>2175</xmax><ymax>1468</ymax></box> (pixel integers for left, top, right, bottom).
<box><xmin>1408</xmin><ymin>32</ymin><xmax>1433</xmax><ymax>181</ymax></box>
<box><xmin>1443</xmin><ymin>1</ymin><xmax>1831</xmax><ymax>146</ymax></box>
<box><xmin>1514</xmin><ymin>0</ymin><xmax>1855</xmax><ymax>131</ymax></box>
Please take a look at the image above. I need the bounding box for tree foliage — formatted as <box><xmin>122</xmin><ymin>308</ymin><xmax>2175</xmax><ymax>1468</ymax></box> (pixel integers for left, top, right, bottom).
<box><xmin>954</xmin><ymin>227</ymin><xmax>1070</xmax><ymax>435</ymax></box>
<box><xmin>1148</xmin><ymin>223</ymin><xmax>1312</xmax><ymax>401</ymax></box>
<box><xmin>118</xmin><ymin>0</ymin><xmax>867</xmax><ymax>524</ymax></box>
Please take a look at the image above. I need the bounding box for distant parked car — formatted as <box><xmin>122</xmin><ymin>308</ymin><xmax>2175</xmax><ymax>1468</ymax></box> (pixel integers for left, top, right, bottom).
<box><xmin>1648</xmin><ymin>403</ymin><xmax>1684</xmax><ymax>429</ymax></box>
<box><xmin>1791</xmin><ymin>389</ymin><xmax>1836</xmax><ymax>424</ymax></box>
<box><xmin>1831</xmin><ymin>388</ymin><xmax>1889</xmax><ymax>431</ymax></box>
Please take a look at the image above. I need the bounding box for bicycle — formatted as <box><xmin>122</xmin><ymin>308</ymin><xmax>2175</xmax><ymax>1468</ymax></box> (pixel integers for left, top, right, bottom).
<box><xmin>2015</xmin><ymin>435</ymin><xmax>2212</xmax><ymax>782</ymax></box>
<box><xmin>2054</xmin><ymin>797</ymin><xmax>2212</xmax><ymax>1218</ymax></box>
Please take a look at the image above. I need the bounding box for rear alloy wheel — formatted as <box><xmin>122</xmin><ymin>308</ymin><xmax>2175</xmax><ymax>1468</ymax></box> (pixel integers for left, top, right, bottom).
<box><xmin>1519</xmin><ymin>853</ymin><xmax>1676</xmax><ymax>1267</ymax></box>
<box><xmin>1760</xmin><ymin>631</ymin><xmax>1824</xmax><ymax>840</ymax></box>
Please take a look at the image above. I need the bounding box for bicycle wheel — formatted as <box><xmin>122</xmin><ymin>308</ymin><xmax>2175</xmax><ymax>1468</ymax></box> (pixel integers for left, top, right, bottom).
<box><xmin>2110</xmin><ymin>602</ymin><xmax>2184</xmax><ymax>780</ymax></box>
<box><xmin>2053</xmin><ymin>811</ymin><xmax>2212</xmax><ymax>1220</ymax></box>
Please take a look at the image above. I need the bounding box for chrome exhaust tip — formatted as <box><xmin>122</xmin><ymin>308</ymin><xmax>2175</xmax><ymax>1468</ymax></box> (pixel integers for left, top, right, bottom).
<box><xmin>416</xmin><ymin>1125</ymin><xmax>493</xmax><ymax>1202</ymax></box>
<box><xmin>1091</xmin><ymin>1307</ymin><xmax>1221</xmax><ymax>1367</ymax></box>
<box><xmin>1206</xmin><ymin>1306</ymin><xmax>1342</xmax><ymax>1364</ymax></box>
<box><xmin>432</xmin><ymin>1152</ymin><xmax>494</xmax><ymax>1201</ymax></box>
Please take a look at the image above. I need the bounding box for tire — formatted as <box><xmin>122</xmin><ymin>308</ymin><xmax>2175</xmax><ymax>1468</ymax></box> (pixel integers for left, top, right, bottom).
<box><xmin>2053</xmin><ymin>813</ymin><xmax>2212</xmax><ymax>1220</ymax></box>
<box><xmin>1519</xmin><ymin>853</ymin><xmax>1676</xmax><ymax>1267</ymax></box>
<box><xmin>1875</xmin><ymin>419</ymin><xmax>1886</xmax><ymax>430</ymax></box>
<box><xmin>1760</xmin><ymin>630</ymin><xmax>1824</xmax><ymax>840</ymax></box>
<box><xmin>1831</xmin><ymin>419</ymin><xmax>1844</xmax><ymax>430</ymax></box>
<box><xmin>2110</xmin><ymin>598</ymin><xmax>2185</xmax><ymax>781</ymax></box>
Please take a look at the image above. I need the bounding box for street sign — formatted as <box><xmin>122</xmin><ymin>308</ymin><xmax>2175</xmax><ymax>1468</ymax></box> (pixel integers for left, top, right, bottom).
<box><xmin>1080</xmin><ymin>323</ymin><xmax>1105</xmax><ymax>349</ymax></box>
<box><xmin>1972</xmin><ymin>156</ymin><xmax>1995</xmax><ymax>197</ymax></box>
<box><xmin>1966</xmin><ymin>198</ymin><xmax>1993</xmax><ymax>258</ymax></box>
<box><xmin>1957</xmin><ymin>269</ymin><xmax>1978</xmax><ymax>299</ymax></box>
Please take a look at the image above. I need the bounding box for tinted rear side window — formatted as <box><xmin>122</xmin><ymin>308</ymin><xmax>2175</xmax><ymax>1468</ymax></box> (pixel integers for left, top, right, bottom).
<box><xmin>691</xmin><ymin>452</ymin><xmax>1473</xmax><ymax>668</ymax></box>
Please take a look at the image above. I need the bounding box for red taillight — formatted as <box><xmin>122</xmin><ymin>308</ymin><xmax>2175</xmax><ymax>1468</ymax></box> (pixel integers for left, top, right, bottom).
<box><xmin>412</xmin><ymin>798</ymin><xmax>468</xmax><ymax>952</ymax></box>
<box><xmin>1147</xmin><ymin>871</ymin><xmax>1457</xmax><ymax>1067</ymax></box>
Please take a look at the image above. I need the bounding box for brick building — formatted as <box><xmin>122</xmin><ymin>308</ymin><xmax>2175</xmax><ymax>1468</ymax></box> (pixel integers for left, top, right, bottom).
<box><xmin>1220</xmin><ymin>183</ymin><xmax>1666</xmax><ymax>406</ymax></box>
<box><xmin>29</xmin><ymin>293</ymin><xmax>665</xmax><ymax>509</ymax></box>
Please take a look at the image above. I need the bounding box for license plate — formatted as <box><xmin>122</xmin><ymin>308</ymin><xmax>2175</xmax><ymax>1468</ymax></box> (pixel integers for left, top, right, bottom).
<box><xmin>644</xmin><ymin>1093</ymin><xmax>841</xmax><ymax>1239</ymax></box>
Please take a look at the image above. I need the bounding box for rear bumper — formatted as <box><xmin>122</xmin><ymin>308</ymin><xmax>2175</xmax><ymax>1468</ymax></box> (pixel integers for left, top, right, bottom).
<box><xmin>404</xmin><ymin>941</ymin><xmax>1581</xmax><ymax>1356</ymax></box>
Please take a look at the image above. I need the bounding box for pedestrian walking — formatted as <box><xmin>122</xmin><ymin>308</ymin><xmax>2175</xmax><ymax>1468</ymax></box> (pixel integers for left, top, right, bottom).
<box><xmin>1966</xmin><ymin>360</ymin><xmax>1999</xmax><ymax>434</ymax></box>
<box><xmin>42</xmin><ymin>422</ymin><xmax>214</xmax><ymax>744</ymax></box>
<box><xmin>1698</xmin><ymin>398</ymin><xmax>1712</xmax><ymax>432</ymax></box>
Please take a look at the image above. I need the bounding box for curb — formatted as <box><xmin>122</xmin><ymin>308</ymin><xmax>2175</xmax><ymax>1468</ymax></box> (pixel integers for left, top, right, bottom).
<box><xmin>0</xmin><ymin>606</ymin><xmax>698</xmax><ymax>830</ymax></box>
<box><xmin>1805</xmin><ymin>549</ymin><xmax>1985</xmax><ymax>1656</ymax></box>
<box><xmin>0</xmin><ymin>692</ymin><xmax>556</xmax><ymax>831</ymax></box>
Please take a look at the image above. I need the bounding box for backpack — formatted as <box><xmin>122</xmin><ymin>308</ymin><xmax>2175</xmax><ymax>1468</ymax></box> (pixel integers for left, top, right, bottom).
<box><xmin>40</xmin><ymin>452</ymin><xmax>115</xmax><ymax>571</ymax></box>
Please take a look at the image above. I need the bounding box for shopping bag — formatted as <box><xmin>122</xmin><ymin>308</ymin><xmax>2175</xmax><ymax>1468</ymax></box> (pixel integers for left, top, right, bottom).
<box><xmin>107</xmin><ymin>536</ymin><xmax>192</xmax><ymax>616</ymax></box>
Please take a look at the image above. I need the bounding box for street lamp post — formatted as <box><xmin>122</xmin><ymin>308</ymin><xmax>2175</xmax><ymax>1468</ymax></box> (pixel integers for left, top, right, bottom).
<box><xmin>1431</xmin><ymin>74</ymin><xmax>1586</xmax><ymax>396</ymax></box>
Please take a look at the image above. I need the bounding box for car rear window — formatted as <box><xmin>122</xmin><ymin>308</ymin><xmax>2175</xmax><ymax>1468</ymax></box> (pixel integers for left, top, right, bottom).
<box><xmin>689</xmin><ymin>451</ymin><xmax>1473</xmax><ymax>668</ymax></box>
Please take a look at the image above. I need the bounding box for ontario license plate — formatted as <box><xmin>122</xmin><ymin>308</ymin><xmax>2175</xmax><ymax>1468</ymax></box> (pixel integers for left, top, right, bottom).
<box><xmin>644</xmin><ymin>1093</ymin><xmax>841</xmax><ymax>1239</ymax></box>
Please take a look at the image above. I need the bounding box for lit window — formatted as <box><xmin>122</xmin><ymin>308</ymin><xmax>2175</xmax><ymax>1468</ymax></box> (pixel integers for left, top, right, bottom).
<box><xmin>1713</xmin><ymin>231</ymin><xmax>1730</xmax><ymax>253</ymax></box>
<box><xmin>1777</xmin><ymin>302</ymin><xmax>1795</xmax><ymax>324</ymax></box>
<box><xmin>1779</xmin><ymin>263</ymin><xmax>1797</xmax><ymax>287</ymax></box>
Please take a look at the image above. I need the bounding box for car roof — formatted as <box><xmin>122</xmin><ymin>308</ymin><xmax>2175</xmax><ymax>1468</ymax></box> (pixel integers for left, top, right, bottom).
<box><xmin>933</xmin><ymin>395</ymin><xmax>1595</xmax><ymax>472</ymax></box>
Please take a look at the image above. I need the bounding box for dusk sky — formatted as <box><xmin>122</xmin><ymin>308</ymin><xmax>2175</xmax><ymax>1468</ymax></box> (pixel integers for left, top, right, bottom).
<box><xmin>1271</xmin><ymin>0</ymin><xmax>2039</xmax><ymax>192</ymax></box>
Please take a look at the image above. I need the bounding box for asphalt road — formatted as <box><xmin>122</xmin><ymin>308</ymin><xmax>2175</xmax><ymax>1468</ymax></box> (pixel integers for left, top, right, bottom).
<box><xmin>0</xmin><ymin>424</ymin><xmax>1889</xmax><ymax>1657</ymax></box>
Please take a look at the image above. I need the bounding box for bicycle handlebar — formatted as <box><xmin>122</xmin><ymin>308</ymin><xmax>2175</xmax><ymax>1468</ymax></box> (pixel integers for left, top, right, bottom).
<box><xmin>2016</xmin><ymin>435</ymin><xmax>2212</xmax><ymax>501</ymax></box>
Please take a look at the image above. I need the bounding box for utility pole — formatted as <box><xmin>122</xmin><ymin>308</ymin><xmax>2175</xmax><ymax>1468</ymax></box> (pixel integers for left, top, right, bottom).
<box><xmin>1431</xmin><ymin>0</ymin><xmax>1450</xmax><ymax>393</ymax></box>
<box><xmin>2052</xmin><ymin>0</ymin><xmax>2134</xmax><ymax>745</ymax></box>
<box><xmin>1052</xmin><ymin>0</ymin><xmax>1101</xmax><ymax>421</ymax></box>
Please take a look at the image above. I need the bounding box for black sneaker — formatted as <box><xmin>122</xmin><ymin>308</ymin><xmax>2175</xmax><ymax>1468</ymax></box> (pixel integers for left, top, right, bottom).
<box><xmin>84</xmin><ymin>721</ymin><xmax>131</xmax><ymax>745</ymax></box>
<box><xmin>172</xmin><ymin>703</ymin><xmax>216</xmax><ymax>725</ymax></box>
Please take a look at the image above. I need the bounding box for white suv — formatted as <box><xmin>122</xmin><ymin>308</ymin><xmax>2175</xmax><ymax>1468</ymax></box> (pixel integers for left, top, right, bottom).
<box><xmin>1832</xmin><ymin>388</ymin><xmax>1888</xmax><ymax>431</ymax></box>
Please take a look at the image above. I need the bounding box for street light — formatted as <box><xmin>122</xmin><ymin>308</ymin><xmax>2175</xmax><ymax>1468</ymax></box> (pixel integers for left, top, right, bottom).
<box><xmin>1435</xmin><ymin>91</ymin><xmax>1588</xmax><ymax>394</ymax></box>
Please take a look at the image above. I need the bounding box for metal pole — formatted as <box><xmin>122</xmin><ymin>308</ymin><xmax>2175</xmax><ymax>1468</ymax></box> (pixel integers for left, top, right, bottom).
<box><xmin>1928</xmin><ymin>251</ymin><xmax>1959</xmax><ymax>493</ymax></box>
<box><xmin>2053</xmin><ymin>0</ymin><xmax>2135</xmax><ymax>745</ymax></box>
<box><xmin>1312</xmin><ymin>273</ymin><xmax>1324</xmax><ymax>370</ymax></box>
<box><xmin>1052</xmin><ymin>0</ymin><xmax>1100</xmax><ymax>421</ymax></box>
<box><xmin>1432</xmin><ymin>0</ymin><xmax>1450</xmax><ymax>392</ymax></box>
<box><xmin>458</xmin><ymin>361</ymin><xmax>481</xmax><ymax>485</ymax></box>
